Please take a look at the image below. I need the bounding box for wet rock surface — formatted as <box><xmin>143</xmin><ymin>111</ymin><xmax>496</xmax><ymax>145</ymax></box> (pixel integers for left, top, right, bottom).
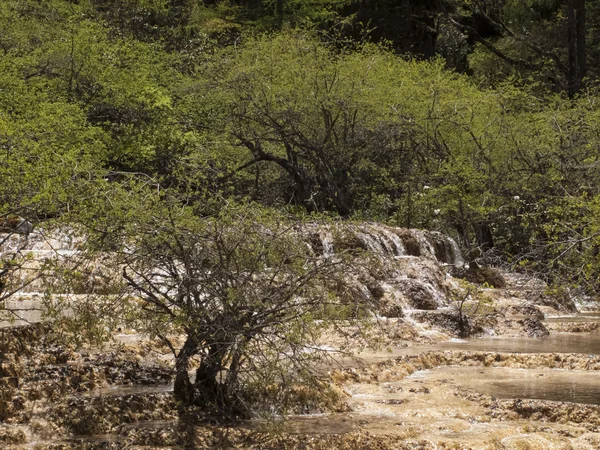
<box><xmin>3</xmin><ymin>326</ymin><xmax>600</xmax><ymax>449</ymax></box>
<box><xmin>0</xmin><ymin>325</ymin><xmax>176</xmax><ymax>448</ymax></box>
<box><xmin>336</xmin><ymin>347</ymin><xmax>600</xmax><ymax>448</ymax></box>
<box><xmin>3</xmin><ymin>227</ymin><xmax>600</xmax><ymax>449</ymax></box>
<box><xmin>409</xmin><ymin>310</ymin><xmax>478</xmax><ymax>337</ymax></box>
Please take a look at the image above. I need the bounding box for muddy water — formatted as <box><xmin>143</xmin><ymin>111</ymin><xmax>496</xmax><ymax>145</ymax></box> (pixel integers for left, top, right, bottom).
<box><xmin>435</xmin><ymin>332</ymin><xmax>600</xmax><ymax>354</ymax></box>
<box><xmin>544</xmin><ymin>312</ymin><xmax>600</xmax><ymax>323</ymax></box>
<box><xmin>409</xmin><ymin>366</ymin><xmax>600</xmax><ymax>404</ymax></box>
<box><xmin>324</xmin><ymin>314</ymin><xmax>600</xmax><ymax>447</ymax></box>
<box><xmin>3</xmin><ymin>306</ymin><xmax>600</xmax><ymax>449</ymax></box>
<box><xmin>353</xmin><ymin>332</ymin><xmax>600</xmax><ymax>365</ymax></box>
<box><xmin>341</xmin><ymin>368</ymin><xmax>600</xmax><ymax>449</ymax></box>
<box><xmin>246</xmin><ymin>415</ymin><xmax>358</xmax><ymax>435</ymax></box>
<box><xmin>431</xmin><ymin>311</ymin><xmax>600</xmax><ymax>354</ymax></box>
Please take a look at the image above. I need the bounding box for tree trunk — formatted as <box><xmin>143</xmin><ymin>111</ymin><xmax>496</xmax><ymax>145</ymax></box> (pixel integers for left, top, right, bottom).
<box><xmin>567</xmin><ymin>0</ymin><xmax>577</xmax><ymax>96</ymax></box>
<box><xmin>174</xmin><ymin>337</ymin><xmax>197</xmax><ymax>405</ymax></box>
<box><xmin>567</xmin><ymin>0</ymin><xmax>586</xmax><ymax>96</ymax></box>
<box><xmin>454</xmin><ymin>223</ymin><xmax>470</xmax><ymax>248</ymax></box>
<box><xmin>576</xmin><ymin>0</ymin><xmax>586</xmax><ymax>86</ymax></box>
<box><xmin>276</xmin><ymin>0</ymin><xmax>283</xmax><ymax>26</ymax></box>
<box><xmin>193</xmin><ymin>345</ymin><xmax>223</xmax><ymax>409</ymax></box>
<box><xmin>406</xmin><ymin>183</ymin><xmax>413</xmax><ymax>229</ymax></box>
<box><xmin>320</xmin><ymin>177</ymin><xmax>352</xmax><ymax>218</ymax></box>
<box><xmin>474</xmin><ymin>223</ymin><xmax>494</xmax><ymax>251</ymax></box>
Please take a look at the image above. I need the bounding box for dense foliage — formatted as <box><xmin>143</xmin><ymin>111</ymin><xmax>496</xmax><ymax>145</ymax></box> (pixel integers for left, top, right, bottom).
<box><xmin>3</xmin><ymin>0</ymin><xmax>600</xmax><ymax>411</ymax></box>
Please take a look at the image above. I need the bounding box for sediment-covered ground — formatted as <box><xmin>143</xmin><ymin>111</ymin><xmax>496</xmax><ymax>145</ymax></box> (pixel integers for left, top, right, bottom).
<box><xmin>2</xmin><ymin>225</ymin><xmax>600</xmax><ymax>449</ymax></box>
<box><xmin>3</xmin><ymin>318</ymin><xmax>600</xmax><ymax>449</ymax></box>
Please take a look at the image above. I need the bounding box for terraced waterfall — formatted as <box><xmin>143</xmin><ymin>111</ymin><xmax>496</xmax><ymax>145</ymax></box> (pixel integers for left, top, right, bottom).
<box><xmin>1</xmin><ymin>224</ymin><xmax>600</xmax><ymax>449</ymax></box>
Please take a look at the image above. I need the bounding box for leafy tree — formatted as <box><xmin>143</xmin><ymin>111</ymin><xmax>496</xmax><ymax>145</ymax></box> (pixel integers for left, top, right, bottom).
<box><xmin>446</xmin><ymin>0</ymin><xmax>592</xmax><ymax>95</ymax></box>
<box><xmin>61</xmin><ymin>185</ymin><xmax>355</xmax><ymax>416</ymax></box>
<box><xmin>0</xmin><ymin>54</ymin><xmax>107</xmax><ymax>313</ymax></box>
<box><xmin>4</xmin><ymin>0</ymin><xmax>600</xmax><ymax>333</ymax></box>
<box><xmin>188</xmin><ymin>33</ymin><xmax>492</xmax><ymax>217</ymax></box>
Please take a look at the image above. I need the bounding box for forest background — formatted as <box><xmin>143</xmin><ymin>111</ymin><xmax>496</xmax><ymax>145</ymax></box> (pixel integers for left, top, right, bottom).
<box><xmin>3</xmin><ymin>0</ymin><xmax>600</xmax><ymax>291</ymax></box>
<box><xmin>2</xmin><ymin>0</ymin><xmax>600</xmax><ymax>412</ymax></box>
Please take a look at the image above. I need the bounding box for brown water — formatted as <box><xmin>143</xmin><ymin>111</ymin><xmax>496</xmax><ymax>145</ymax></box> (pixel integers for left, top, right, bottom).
<box><xmin>407</xmin><ymin>366</ymin><xmax>600</xmax><ymax>405</ymax></box>
<box><xmin>246</xmin><ymin>415</ymin><xmax>358</xmax><ymax>435</ymax></box>
<box><xmin>543</xmin><ymin>312</ymin><xmax>600</xmax><ymax>323</ymax></box>
<box><xmin>434</xmin><ymin>332</ymin><xmax>600</xmax><ymax>355</ymax></box>
<box><xmin>333</xmin><ymin>315</ymin><xmax>600</xmax><ymax>447</ymax></box>
<box><xmin>10</xmin><ymin>332</ymin><xmax>600</xmax><ymax>448</ymax></box>
<box><xmin>353</xmin><ymin>332</ymin><xmax>600</xmax><ymax>365</ymax></box>
<box><xmin>344</xmin><ymin>371</ymin><xmax>600</xmax><ymax>448</ymax></box>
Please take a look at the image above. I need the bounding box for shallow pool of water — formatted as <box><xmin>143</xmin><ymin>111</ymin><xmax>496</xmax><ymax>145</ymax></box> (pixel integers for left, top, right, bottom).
<box><xmin>544</xmin><ymin>312</ymin><xmax>600</xmax><ymax>323</ymax></box>
<box><xmin>434</xmin><ymin>333</ymin><xmax>600</xmax><ymax>355</ymax></box>
<box><xmin>411</xmin><ymin>366</ymin><xmax>600</xmax><ymax>405</ymax></box>
<box><xmin>354</xmin><ymin>332</ymin><xmax>600</xmax><ymax>365</ymax></box>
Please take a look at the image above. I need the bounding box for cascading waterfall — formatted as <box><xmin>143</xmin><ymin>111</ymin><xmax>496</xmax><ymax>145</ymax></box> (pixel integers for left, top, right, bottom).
<box><xmin>1</xmin><ymin>228</ymin><xmax>81</xmax><ymax>255</ymax></box>
<box><xmin>353</xmin><ymin>230</ymin><xmax>385</xmax><ymax>254</ymax></box>
<box><xmin>2</xmin><ymin>223</ymin><xmax>465</xmax><ymax>325</ymax></box>
<box><xmin>447</xmin><ymin>236</ymin><xmax>464</xmax><ymax>267</ymax></box>
<box><xmin>319</xmin><ymin>231</ymin><xmax>334</xmax><ymax>256</ymax></box>
<box><xmin>309</xmin><ymin>223</ymin><xmax>462</xmax><ymax>266</ymax></box>
<box><xmin>375</xmin><ymin>227</ymin><xmax>405</xmax><ymax>257</ymax></box>
<box><xmin>303</xmin><ymin>223</ymin><xmax>465</xmax><ymax>315</ymax></box>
